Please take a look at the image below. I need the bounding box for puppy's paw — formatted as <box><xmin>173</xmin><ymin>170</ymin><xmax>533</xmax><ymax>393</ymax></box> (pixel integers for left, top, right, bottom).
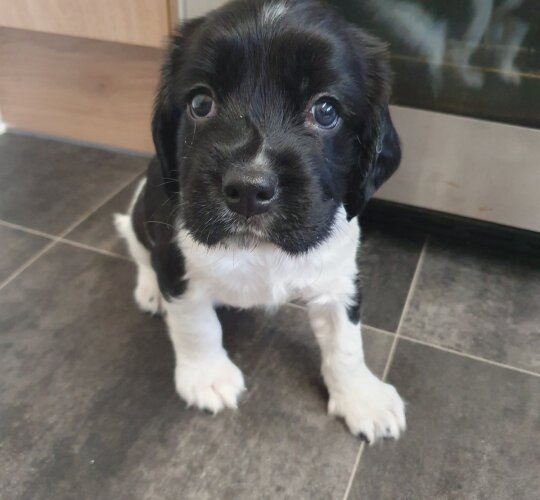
<box><xmin>134</xmin><ymin>271</ymin><xmax>162</xmax><ymax>316</ymax></box>
<box><xmin>175</xmin><ymin>355</ymin><xmax>246</xmax><ymax>413</ymax></box>
<box><xmin>327</xmin><ymin>368</ymin><xmax>406</xmax><ymax>443</ymax></box>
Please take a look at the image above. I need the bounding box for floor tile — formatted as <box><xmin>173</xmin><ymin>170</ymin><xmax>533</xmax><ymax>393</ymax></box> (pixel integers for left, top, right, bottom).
<box><xmin>0</xmin><ymin>245</ymin><xmax>276</xmax><ymax>500</ymax></box>
<box><xmin>64</xmin><ymin>177</ymin><xmax>144</xmax><ymax>257</ymax></box>
<box><xmin>401</xmin><ymin>239</ymin><xmax>540</xmax><ymax>372</ymax></box>
<box><xmin>0</xmin><ymin>244</ymin><xmax>166</xmax><ymax>500</ymax></box>
<box><xmin>0</xmin><ymin>225</ymin><xmax>49</xmax><ymax>283</ymax></box>
<box><xmin>349</xmin><ymin>340</ymin><xmax>540</xmax><ymax>500</ymax></box>
<box><xmin>0</xmin><ymin>133</ymin><xmax>147</xmax><ymax>234</ymax></box>
<box><xmin>187</xmin><ymin>307</ymin><xmax>393</xmax><ymax>500</ymax></box>
<box><xmin>359</xmin><ymin>227</ymin><xmax>425</xmax><ymax>332</ymax></box>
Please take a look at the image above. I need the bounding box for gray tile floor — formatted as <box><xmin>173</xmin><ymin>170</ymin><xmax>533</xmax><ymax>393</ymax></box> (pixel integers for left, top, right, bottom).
<box><xmin>0</xmin><ymin>133</ymin><xmax>538</xmax><ymax>500</ymax></box>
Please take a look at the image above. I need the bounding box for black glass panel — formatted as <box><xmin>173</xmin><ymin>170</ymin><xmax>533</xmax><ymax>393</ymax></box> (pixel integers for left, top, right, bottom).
<box><xmin>328</xmin><ymin>0</ymin><xmax>540</xmax><ymax>128</ymax></box>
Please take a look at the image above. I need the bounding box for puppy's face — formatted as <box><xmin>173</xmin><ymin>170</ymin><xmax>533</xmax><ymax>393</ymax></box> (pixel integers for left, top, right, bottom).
<box><xmin>153</xmin><ymin>0</ymin><xmax>401</xmax><ymax>254</ymax></box>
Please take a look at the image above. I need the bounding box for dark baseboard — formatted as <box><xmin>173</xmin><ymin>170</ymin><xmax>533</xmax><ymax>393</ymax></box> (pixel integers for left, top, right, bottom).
<box><xmin>362</xmin><ymin>200</ymin><xmax>540</xmax><ymax>257</ymax></box>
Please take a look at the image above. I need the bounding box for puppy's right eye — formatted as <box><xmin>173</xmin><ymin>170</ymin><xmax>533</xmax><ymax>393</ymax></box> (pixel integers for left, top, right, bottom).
<box><xmin>189</xmin><ymin>94</ymin><xmax>216</xmax><ymax>119</ymax></box>
<box><xmin>310</xmin><ymin>99</ymin><xmax>339</xmax><ymax>129</ymax></box>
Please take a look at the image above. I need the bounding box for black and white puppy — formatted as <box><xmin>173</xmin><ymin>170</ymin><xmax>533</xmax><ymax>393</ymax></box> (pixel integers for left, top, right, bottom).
<box><xmin>116</xmin><ymin>0</ymin><xmax>404</xmax><ymax>443</ymax></box>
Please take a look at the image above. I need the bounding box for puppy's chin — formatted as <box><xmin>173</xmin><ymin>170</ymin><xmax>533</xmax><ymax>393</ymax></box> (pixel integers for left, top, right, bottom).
<box><xmin>220</xmin><ymin>215</ymin><xmax>273</xmax><ymax>249</ymax></box>
<box><xmin>183</xmin><ymin>208</ymin><xmax>273</xmax><ymax>250</ymax></box>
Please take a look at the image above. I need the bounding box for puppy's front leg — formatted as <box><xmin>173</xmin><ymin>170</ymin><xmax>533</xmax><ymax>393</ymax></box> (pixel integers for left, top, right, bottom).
<box><xmin>307</xmin><ymin>300</ymin><xmax>406</xmax><ymax>443</ymax></box>
<box><xmin>165</xmin><ymin>296</ymin><xmax>245</xmax><ymax>413</ymax></box>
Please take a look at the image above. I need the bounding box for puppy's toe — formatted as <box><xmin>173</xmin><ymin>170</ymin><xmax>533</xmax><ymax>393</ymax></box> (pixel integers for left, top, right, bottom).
<box><xmin>175</xmin><ymin>355</ymin><xmax>245</xmax><ymax>413</ymax></box>
<box><xmin>328</xmin><ymin>369</ymin><xmax>406</xmax><ymax>444</ymax></box>
<box><xmin>134</xmin><ymin>275</ymin><xmax>163</xmax><ymax>316</ymax></box>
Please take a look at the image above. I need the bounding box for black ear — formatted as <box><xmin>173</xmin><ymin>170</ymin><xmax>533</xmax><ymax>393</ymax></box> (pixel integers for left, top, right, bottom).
<box><xmin>152</xmin><ymin>18</ymin><xmax>206</xmax><ymax>199</ymax></box>
<box><xmin>344</xmin><ymin>31</ymin><xmax>402</xmax><ymax>220</ymax></box>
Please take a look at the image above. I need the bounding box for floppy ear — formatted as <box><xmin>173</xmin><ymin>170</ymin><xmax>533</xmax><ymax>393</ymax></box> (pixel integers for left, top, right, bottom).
<box><xmin>344</xmin><ymin>31</ymin><xmax>402</xmax><ymax>220</ymax></box>
<box><xmin>152</xmin><ymin>18</ymin><xmax>206</xmax><ymax>199</ymax></box>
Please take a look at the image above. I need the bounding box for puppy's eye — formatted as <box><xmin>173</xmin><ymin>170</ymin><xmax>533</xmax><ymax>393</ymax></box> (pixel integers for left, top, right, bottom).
<box><xmin>189</xmin><ymin>94</ymin><xmax>216</xmax><ymax>119</ymax></box>
<box><xmin>310</xmin><ymin>100</ymin><xmax>339</xmax><ymax>129</ymax></box>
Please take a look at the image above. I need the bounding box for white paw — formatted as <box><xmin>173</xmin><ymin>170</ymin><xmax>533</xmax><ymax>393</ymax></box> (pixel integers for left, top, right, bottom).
<box><xmin>175</xmin><ymin>355</ymin><xmax>246</xmax><ymax>413</ymax></box>
<box><xmin>134</xmin><ymin>269</ymin><xmax>162</xmax><ymax>315</ymax></box>
<box><xmin>327</xmin><ymin>368</ymin><xmax>406</xmax><ymax>443</ymax></box>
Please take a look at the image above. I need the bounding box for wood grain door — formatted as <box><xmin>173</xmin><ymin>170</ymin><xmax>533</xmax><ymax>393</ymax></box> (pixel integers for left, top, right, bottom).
<box><xmin>0</xmin><ymin>0</ymin><xmax>173</xmax><ymax>47</ymax></box>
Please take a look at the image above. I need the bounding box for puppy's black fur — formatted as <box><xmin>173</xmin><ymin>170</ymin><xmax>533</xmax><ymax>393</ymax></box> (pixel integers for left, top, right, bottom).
<box><xmin>135</xmin><ymin>0</ymin><xmax>401</xmax><ymax>301</ymax></box>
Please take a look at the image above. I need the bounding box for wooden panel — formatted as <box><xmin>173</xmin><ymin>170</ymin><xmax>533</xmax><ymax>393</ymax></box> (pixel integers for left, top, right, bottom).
<box><xmin>0</xmin><ymin>28</ymin><xmax>161</xmax><ymax>153</ymax></box>
<box><xmin>0</xmin><ymin>0</ymin><xmax>171</xmax><ymax>47</ymax></box>
<box><xmin>184</xmin><ymin>0</ymin><xmax>228</xmax><ymax>18</ymax></box>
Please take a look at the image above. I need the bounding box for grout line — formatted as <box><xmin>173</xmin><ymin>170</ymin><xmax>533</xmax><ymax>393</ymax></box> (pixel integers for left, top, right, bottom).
<box><xmin>362</xmin><ymin>324</ymin><xmax>395</xmax><ymax>338</ymax></box>
<box><xmin>0</xmin><ymin>219</ymin><xmax>58</xmax><ymax>241</ymax></box>
<box><xmin>343</xmin><ymin>441</ymin><xmax>366</xmax><ymax>499</ymax></box>
<box><xmin>55</xmin><ymin>237</ymin><xmax>132</xmax><ymax>261</ymax></box>
<box><xmin>0</xmin><ymin>239</ymin><xmax>58</xmax><ymax>291</ymax></box>
<box><xmin>399</xmin><ymin>334</ymin><xmax>540</xmax><ymax>378</ymax></box>
<box><xmin>362</xmin><ymin>324</ymin><xmax>540</xmax><ymax>379</ymax></box>
<box><xmin>0</xmin><ymin>171</ymin><xmax>141</xmax><ymax>292</ymax></box>
<box><xmin>382</xmin><ymin>238</ymin><xmax>429</xmax><ymax>381</ymax></box>
<box><xmin>0</xmin><ymin>219</ymin><xmax>130</xmax><ymax>262</ymax></box>
<box><xmin>57</xmin><ymin>170</ymin><xmax>142</xmax><ymax>240</ymax></box>
<box><xmin>342</xmin><ymin>237</ymin><xmax>429</xmax><ymax>500</ymax></box>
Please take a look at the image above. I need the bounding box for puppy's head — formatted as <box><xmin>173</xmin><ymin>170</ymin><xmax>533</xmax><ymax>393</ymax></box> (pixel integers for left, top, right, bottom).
<box><xmin>153</xmin><ymin>0</ymin><xmax>401</xmax><ymax>254</ymax></box>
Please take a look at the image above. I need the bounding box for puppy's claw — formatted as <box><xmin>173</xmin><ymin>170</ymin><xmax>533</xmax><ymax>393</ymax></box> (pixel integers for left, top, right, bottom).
<box><xmin>327</xmin><ymin>368</ymin><xmax>406</xmax><ymax>444</ymax></box>
<box><xmin>358</xmin><ymin>433</ymin><xmax>370</xmax><ymax>444</ymax></box>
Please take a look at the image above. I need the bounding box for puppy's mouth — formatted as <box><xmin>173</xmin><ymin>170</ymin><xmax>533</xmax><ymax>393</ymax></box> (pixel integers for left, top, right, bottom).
<box><xmin>224</xmin><ymin>213</ymin><xmax>273</xmax><ymax>246</ymax></box>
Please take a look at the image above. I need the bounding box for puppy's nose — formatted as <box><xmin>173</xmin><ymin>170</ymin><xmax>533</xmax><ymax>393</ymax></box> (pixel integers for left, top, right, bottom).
<box><xmin>222</xmin><ymin>171</ymin><xmax>278</xmax><ymax>218</ymax></box>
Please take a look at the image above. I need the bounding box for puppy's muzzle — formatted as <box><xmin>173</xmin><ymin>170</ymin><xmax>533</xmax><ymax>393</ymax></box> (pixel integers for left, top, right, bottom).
<box><xmin>222</xmin><ymin>170</ymin><xmax>278</xmax><ymax>219</ymax></box>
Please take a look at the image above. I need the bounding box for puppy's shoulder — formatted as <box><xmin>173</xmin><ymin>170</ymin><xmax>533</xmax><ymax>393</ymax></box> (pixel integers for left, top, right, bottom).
<box><xmin>136</xmin><ymin>157</ymin><xmax>188</xmax><ymax>300</ymax></box>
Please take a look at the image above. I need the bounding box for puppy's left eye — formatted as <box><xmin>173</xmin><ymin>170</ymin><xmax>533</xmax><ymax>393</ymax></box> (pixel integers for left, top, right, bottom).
<box><xmin>189</xmin><ymin>94</ymin><xmax>216</xmax><ymax>119</ymax></box>
<box><xmin>310</xmin><ymin>99</ymin><xmax>339</xmax><ymax>129</ymax></box>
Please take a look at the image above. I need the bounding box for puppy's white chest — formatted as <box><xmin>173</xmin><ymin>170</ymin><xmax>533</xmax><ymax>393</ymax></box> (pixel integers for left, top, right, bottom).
<box><xmin>177</xmin><ymin>212</ymin><xmax>360</xmax><ymax>309</ymax></box>
<box><xmin>180</xmin><ymin>241</ymin><xmax>314</xmax><ymax>307</ymax></box>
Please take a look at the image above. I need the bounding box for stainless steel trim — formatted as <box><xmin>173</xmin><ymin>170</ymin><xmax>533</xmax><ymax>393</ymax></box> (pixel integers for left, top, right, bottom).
<box><xmin>379</xmin><ymin>105</ymin><xmax>540</xmax><ymax>233</ymax></box>
<box><xmin>183</xmin><ymin>0</ymin><xmax>226</xmax><ymax>19</ymax></box>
